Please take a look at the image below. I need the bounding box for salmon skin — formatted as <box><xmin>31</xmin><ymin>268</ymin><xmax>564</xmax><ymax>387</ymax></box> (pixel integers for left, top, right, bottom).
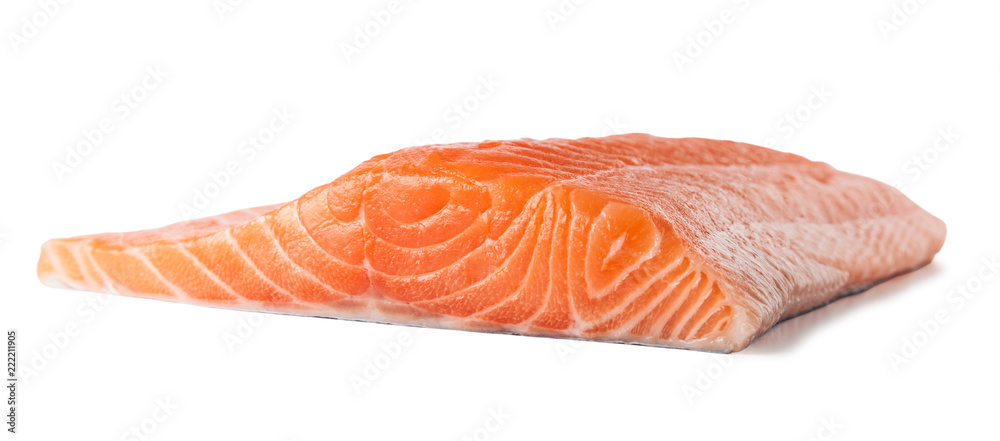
<box><xmin>37</xmin><ymin>134</ymin><xmax>946</xmax><ymax>352</ymax></box>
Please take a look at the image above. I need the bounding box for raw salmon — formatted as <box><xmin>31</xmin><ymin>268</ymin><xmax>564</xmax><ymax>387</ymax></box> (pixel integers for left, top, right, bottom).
<box><xmin>36</xmin><ymin>134</ymin><xmax>946</xmax><ymax>352</ymax></box>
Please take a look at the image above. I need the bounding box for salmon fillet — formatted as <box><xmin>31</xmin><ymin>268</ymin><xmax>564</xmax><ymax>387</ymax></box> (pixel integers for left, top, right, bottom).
<box><xmin>36</xmin><ymin>134</ymin><xmax>946</xmax><ymax>352</ymax></box>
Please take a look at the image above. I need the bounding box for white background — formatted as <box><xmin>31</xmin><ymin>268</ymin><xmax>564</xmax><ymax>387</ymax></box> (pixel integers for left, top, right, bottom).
<box><xmin>2</xmin><ymin>1</ymin><xmax>998</xmax><ymax>440</ymax></box>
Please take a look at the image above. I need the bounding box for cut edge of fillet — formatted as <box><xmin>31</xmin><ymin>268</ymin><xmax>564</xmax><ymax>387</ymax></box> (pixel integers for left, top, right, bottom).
<box><xmin>34</xmin><ymin>188</ymin><xmax>766</xmax><ymax>352</ymax></box>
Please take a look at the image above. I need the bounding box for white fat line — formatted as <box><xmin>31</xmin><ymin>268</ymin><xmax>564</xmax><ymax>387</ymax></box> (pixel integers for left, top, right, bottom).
<box><xmin>172</xmin><ymin>243</ymin><xmax>254</xmax><ymax>307</ymax></box>
<box><xmin>521</xmin><ymin>193</ymin><xmax>566</xmax><ymax>328</ymax></box>
<box><xmin>599</xmin><ymin>263</ymin><xmax>695</xmax><ymax>340</ymax></box>
<box><xmin>564</xmin><ymin>195</ymin><xmax>591</xmax><ymax>334</ymax></box>
<box><xmin>472</xmin><ymin>193</ymin><xmax>557</xmax><ymax>321</ymax></box>
<box><xmin>388</xmin><ymin>208</ymin><xmax>496</xmax><ymax>253</ymax></box>
<box><xmin>583</xmin><ymin>204</ymin><xmax>663</xmax><ymax>300</ymax></box>
<box><xmin>648</xmin><ymin>270</ymin><xmax>704</xmax><ymax>338</ymax></box>
<box><xmin>264</xmin><ymin>205</ymin><xmax>345</xmax><ymax>298</ymax></box>
<box><xmin>126</xmin><ymin>248</ymin><xmax>193</xmax><ymax>301</ymax></box>
<box><xmin>410</xmin><ymin>191</ymin><xmax>548</xmax><ymax>306</ymax></box>
<box><xmin>291</xmin><ymin>198</ymin><xmax>366</xmax><ymax>271</ymax></box>
<box><xmin>660</xmin><ymin>272</ymin><xmax>715</xmax><ymax>340</ymax></box>
<box><xmin>356</xmin><ymin>172</ymin><xmax>378</xmax><ymax>278</ymax></box>
<box><xmin>41</xmin><ymin>241</ymin><xmax>71</xmax><ymax>287</ymax></box>
<box><xmin>368</xmin><ymin>188</ymin><xmax>541</xmax><ymax>282</ymax></box>
<box><xmin>68</xmin><ymin>239</ymin><xmax>98</xmax><ymax>288</ymax></box>
<box><xmin>298</xmin><ymin>220</ymin><xmax>366</xmax><ymax>267</ymax></box>
<box><xmin>323</xmin><ymin>181</ymin><xmax>364</xmax><ymax>224</ymax></box>
<box><xmin>370</xmin><ymin>179</ymin><xmax>465</xmax><ymax>228</ymax></box>
<box><xmin>222</xmin><ymin>228</ymin><xmax>298</xmax><ymax>301</ymax></box>
<box><xmin>660</xmin><ymin>271</ymin><xmax>712</xmax><ymax>339</ymax></box>
<box><xmin>82</xmin><ymin>239</ymin><xmax>118</xmax><ymax>293</ymax></box>
<box><xmin>677</xmin><ymin>282</ymin><xmax>725</xmax><ymax>340</ymax></box>
<box><xmin>587</xmin><ymin>250</ymin><xmax>691</xmax><ymax>333</ymax></box>
<box><xmin>688</xmin><ymin>296</ymin><xmax>730</xmax><ymax>340</ymax></box>
<box><xmin>579</xmin><ymin>199</ymin><xmax>602</xmax><ymax>290</ymax></box>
